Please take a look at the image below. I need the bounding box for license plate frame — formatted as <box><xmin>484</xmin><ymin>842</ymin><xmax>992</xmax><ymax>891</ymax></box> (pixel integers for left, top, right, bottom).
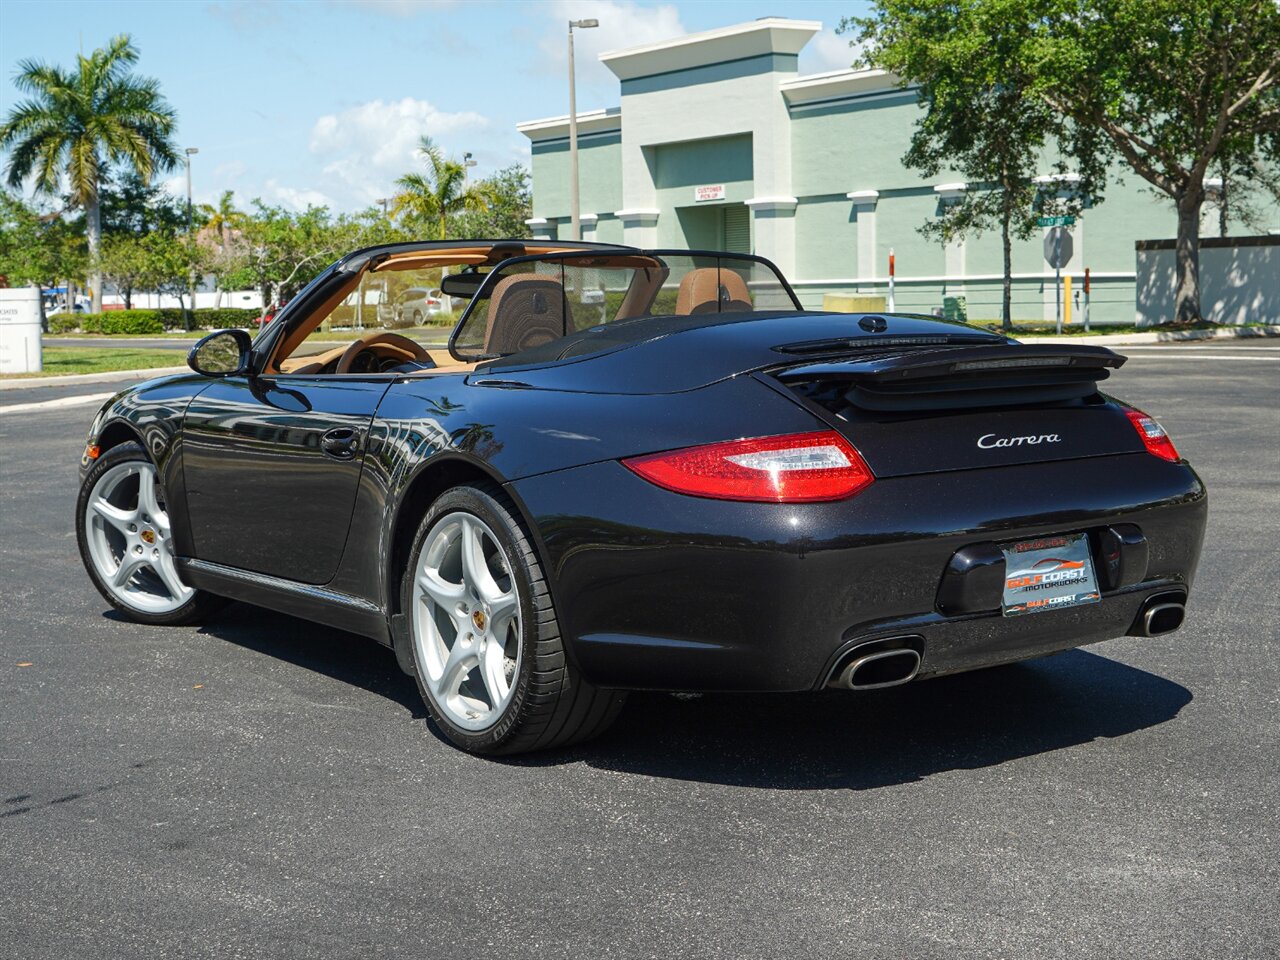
<box><xmin>1001</xmin><ymin>532</ymin><xmax>1101</xmax><ymax>617</ymax></box>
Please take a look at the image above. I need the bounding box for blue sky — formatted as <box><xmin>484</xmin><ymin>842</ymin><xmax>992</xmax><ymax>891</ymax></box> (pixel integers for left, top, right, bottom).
<box><xmin>0</xmin><ymin>0</ymin><xmax>871</xmax><ymax>213</ymax></box>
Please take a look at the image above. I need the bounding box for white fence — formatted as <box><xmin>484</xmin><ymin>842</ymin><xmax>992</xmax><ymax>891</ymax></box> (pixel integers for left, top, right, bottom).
<box><xmin>1135</xmin><ymin>235</ymin><xmax>1279</xmax><ymax>326</ymax></box>
<box><xmin>103</xmin><ymin>289</ymin><xmax>264</xmax><ymax>311</ymax></box>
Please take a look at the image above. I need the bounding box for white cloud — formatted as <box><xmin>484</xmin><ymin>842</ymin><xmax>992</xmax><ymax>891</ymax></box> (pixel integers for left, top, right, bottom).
<box><xmin>325</xmin><ymin>0</ymin><xmax>458</xmax><ymax>15</ymax></box>
<box><xmin>537</xmin><ymin>0</ymin><xmax>685</xmax><ymax>102</ymax></box>
<box><xmin>263</xmin><ymin>179</ymin><xmax>334</xmax><ymax>211</ymax></box>
<box><xmin>801</xmin><ymin>29</ymin><xmax>864</xmax><ymax>74</ymax></box>
<box><xmin>214</xmin><ymin>159</ymin><xmax>248</xmax><ymax>181</ymax></box>
<box><xmin>308</xmin><ymin>97</ymin><xmax>489</xmax><ymax>208</ymax></box>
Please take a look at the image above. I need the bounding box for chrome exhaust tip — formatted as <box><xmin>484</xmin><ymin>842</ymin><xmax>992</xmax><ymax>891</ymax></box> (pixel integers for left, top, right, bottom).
<box><xmin>830</xmin><ymin>641</ymin><xmax>922</xmax><ymax>690</ymax></box>
<box><xmin>1142</xmin><ymin>602</ymin><xmax>1186</xmax><ymax>636</ymax></box>
<box><xmin>1129</xmin><ymin>591</ymin><xmax>1188</xmax><ymax>637</ymax></box>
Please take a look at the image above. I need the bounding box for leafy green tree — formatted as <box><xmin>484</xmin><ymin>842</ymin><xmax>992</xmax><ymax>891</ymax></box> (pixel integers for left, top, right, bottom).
<box><xmin>449</xmin><ymin>164</ymin><xmax>532</xmax><ymax>240</ymax></box>
<box><xmin>140</xmin><ymin>231</ymin><xmax>208</xmax><ymax>312</ymax></box>
<box><xmin>98</xmin><ymin>233</ymin><xmax>151</xmax><ymax>308</ymax></box>
<box><xmin>392</xmin><ymin>136</ymin><xmax>494</xmax><ymax>240</ymax></box>
<box><xmin>0</xmin><ymin>35</ymin><xmax>179</xmax><ymax>314</ymax></box>
<box><xmin>0</xmin><ymin>190</ymin><xmax>85</xmax><ymax>289</ymax></box>
<box><xmin>237</xmin><ymin>202</ymin><xmax>357</xmax><ymax>308</ymax></box>
<box><xmin>1027</xmin><ymin>0</ymin><xmax>1280</xmax><ymax>323</ymax></box>
<box><xmin>98</xmin><ymin>169</ymin><xmax>187</xmax><ymax>238</ymax></box>
<box><xmin>845</xmin><ymin>1</ymin><xmax>1068</xmax><ymax>330</ymax></box>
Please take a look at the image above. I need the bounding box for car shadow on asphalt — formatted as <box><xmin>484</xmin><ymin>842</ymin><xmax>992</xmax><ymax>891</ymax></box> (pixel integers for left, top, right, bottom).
<box><xmin>164</xmin><ymin>604</ymin><xmax>1191</xmax><ymax>789</ymax></box>
<box><xmin>521</xmin><ymin>650</ymin><xmax>1193</xmax><ymax>790</ymax></box>
<box><xmin>166</xmin><ymin>603</ymin><xmax>429</xmax><ymax>719</ymax></box>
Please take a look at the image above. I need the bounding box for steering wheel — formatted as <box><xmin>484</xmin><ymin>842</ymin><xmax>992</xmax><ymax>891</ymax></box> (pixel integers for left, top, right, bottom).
<box><xmin>335</xmin><ymin>331</ymin><xmax>431</xmax><ymax>374</ymax></box>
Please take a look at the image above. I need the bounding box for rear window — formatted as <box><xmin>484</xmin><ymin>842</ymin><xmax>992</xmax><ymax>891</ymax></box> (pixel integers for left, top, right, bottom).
<box><xmin>449</xmin><ymin>251</ymin><xmax>799</xmax><ymax>361</ymax></box>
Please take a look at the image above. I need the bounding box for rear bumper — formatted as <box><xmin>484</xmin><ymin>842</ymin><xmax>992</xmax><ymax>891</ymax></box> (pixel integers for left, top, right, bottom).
<box><xmin>510</xmin><ymin>453</ymin><xmax>1207</xmax><ymax>693</ymax></box>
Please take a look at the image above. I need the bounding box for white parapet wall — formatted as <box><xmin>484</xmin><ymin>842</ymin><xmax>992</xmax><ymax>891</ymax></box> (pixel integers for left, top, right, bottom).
<box><xmin>1135</xmin><ymin>235</ymin><xmax>1279</xmax><ymax>326</ymax></box>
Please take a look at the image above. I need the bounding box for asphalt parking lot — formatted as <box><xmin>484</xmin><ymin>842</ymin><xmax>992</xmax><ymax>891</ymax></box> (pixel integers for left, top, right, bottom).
<box><xmin>2</xmin><ymin>339</ymin><xmax>1278</xmax><ymax>959</ymax></box>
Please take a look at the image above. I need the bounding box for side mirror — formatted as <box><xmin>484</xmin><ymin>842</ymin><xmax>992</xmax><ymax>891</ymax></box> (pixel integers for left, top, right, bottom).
<box><xmin>188</xmin><ymin>328</ymin><xmax>252</xmax><ymax>377</ymax></box>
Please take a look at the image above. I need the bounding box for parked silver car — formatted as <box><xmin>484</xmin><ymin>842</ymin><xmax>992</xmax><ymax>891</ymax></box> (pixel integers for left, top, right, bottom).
<box><xmin>378</xmin><ymin>286</ymin><xmax>443</xmax><ymax>327</ymax></box>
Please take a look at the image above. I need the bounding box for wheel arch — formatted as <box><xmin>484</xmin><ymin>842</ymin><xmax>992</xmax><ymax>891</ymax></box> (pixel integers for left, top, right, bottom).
<box><xmin>96</xmin><ymin>418</ymin><xmax>145</xmax><ymax>454</ymax></box>
<box><xmin>385</xmin><ymin>454</ymin><xmax>549</xmax><ymax>624</ymax></box>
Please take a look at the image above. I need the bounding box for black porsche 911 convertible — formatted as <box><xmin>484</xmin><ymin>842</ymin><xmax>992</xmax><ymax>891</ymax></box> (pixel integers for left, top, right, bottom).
<box><xmin>76</xmin><ymin>240</ymin><xmax>1207</xmax><ymax>754</ymax></box>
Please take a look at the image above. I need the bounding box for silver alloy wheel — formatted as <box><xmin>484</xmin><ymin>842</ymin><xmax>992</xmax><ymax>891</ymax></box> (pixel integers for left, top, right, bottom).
<box><xmin>411</xmin><ymin>511</ymin><xmax>522</xmax><ymax>731</ymax></box>
<box><xmin>84</xmin><ymin>459</ymin><xmax>194</xmax><ymax>614</ymax></box>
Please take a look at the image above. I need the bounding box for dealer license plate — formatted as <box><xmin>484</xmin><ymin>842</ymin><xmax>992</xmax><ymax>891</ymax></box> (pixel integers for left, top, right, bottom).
<box><xmin>1001</xmin><ymin>533</ymin><xmax>1101</xmax><ymax>617</ymax></box>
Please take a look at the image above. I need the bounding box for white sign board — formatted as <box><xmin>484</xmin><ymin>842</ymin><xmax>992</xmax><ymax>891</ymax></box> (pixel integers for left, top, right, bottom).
<box><xmin>695</xmin><ymin>184</ymin><xmax>726</xmax><ymax>203</ymax></box>
<box><xmin>0</xmin><ymin>288</ymin><xmax>42</xmax><ymax>374</ymax></box>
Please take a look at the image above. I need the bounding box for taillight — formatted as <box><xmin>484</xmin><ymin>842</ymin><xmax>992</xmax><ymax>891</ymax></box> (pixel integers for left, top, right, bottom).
<box><xmin>622</xmin><ymin>430</ymin><xmax>875</xmax><ymax>502</ymax></box>
<box><xmin>1125</xmin><ymin>407</ymin><xmax>1180</xmax><ymax>462</ymax></box>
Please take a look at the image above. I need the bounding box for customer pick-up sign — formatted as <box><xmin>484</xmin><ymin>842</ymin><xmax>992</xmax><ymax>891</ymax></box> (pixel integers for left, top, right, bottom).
<box><xmin>695</xmin><ymin>184</ymin><xmax>726</xmax><ymax>202</ymax></box>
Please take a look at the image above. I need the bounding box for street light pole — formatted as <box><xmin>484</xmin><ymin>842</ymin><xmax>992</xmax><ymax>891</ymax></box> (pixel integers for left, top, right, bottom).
<box><xmin>463</xmin><ymin>151</ymin><xmax>477</xmax><ymax>187</ymax></box>
<box><xmin>184</xmin><ymin>147</ymin><xmax>199</xmax><ymax>319</ymax></box>
<box><xmin>567</xmin><ymin>18</ymin><xmax>598</xmax><ymax>241</ymax></box>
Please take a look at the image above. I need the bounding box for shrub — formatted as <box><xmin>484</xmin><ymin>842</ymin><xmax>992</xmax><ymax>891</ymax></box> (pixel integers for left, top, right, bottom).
<box><xmin>191</xmin><ymin>307</ymin><xmax>260</xmax><ymax>327</ymax></box>
<box><xmin>98</xmin><ymin>310</ymin><xmax>166</xmax><ymax>335</ymax></box>
<box><xmin>47</xmin><ymin>314</ymin><xmax>80</xmax><ymax>334</ymax></box>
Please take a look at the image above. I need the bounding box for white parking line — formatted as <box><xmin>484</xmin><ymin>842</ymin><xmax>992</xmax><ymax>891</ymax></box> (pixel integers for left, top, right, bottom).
<box><xmin>0</xmin><ymin>392</ymin><xmax>115</xmax><ymax>416</ymax></box>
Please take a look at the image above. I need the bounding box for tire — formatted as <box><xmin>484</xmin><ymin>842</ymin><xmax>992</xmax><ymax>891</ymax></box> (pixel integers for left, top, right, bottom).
<box><xmin>402</xmin><ymin>482</ymin><xmax>626</xmax><ymax>755</ymax></box>
<box><xmin>411</xmin><ymin>309</ymin><xmax>423</xmax><ymax>324</ymax></box>
<box><xmin>76</xmin><ymin>441</ymin><xmax>222</xmax><ymax>626</ymax></box>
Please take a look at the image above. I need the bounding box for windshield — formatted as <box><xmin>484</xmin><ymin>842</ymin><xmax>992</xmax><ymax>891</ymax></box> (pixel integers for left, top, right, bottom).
<box><xmin>449</xmin><ymin>250</ymin><xmax>801</xmax><ymax>361</ymax></box>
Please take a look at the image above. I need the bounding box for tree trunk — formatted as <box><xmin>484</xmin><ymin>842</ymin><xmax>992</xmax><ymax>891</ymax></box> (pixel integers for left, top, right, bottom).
<box><xmin>86</xmin><ymin>190</ymin><xmax>103</xmax><ymax>315</ymax></box>
<box><xmin>123</xmin><ymin>284</ymin><xmax>132</xmax><ymax>310</ymax></box>
<box><xmin>1001</xmin><ymin>193</ymin><xmax>1013</xmax><ymax>332</ymax></box>
<box><xmin>1174</xmin><ymin>191</ymin><xmax>1204</xmax><ymax>324</ymax></box>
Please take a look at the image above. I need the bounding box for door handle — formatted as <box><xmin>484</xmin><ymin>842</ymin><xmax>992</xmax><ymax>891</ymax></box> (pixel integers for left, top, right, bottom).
<box><xmin>320</xmin><ymin>426</ymin><xmax>360</xmax><ymax>460</ymax></box>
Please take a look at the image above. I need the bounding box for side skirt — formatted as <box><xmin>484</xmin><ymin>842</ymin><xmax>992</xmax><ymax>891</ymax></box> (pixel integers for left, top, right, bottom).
<box><xmin>178</xmin><ymin>558</ymin><xmax>391</xmax><ymax>643</ymax></box>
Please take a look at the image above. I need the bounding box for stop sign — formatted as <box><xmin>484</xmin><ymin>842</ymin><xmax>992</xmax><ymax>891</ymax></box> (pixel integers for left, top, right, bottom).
<box><xmin>1044</xmin><ymin>227</ymin><xmax>1074</xmax><ymax>269</ymax></box>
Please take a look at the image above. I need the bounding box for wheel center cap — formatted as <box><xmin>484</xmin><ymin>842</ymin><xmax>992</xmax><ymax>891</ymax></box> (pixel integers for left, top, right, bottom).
<box><xmin>471</xmin><ymin>609</ymin><xmax>487</xmax><ymax>632</ymax></box>
<box><xmin>140</xmin><ymin>529</ymin><xmax>156</xmax><ymax>545</ymax></box>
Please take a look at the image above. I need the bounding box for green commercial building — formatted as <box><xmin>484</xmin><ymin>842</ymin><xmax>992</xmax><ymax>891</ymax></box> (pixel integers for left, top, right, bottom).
<box><xmin>519</xmin><ymin>18</ymin><xmax>1279</xmax><ymax>325</ymax></box>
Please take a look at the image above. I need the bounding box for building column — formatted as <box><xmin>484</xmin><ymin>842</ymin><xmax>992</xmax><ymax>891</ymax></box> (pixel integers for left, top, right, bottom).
<box><xmin>578</xmin><ymin>213</ymin><xmax>599</xmax><ymax>242</ymax></box>
<box><xmin>616</xmin><ymin>209</ymin><xmax>660</xmax><ymax>248</ymax></box>
<box><xmin>525</xmin><ymin>217</ymin><xmax>554</xmax><ymax>241</ymax></box>
<box><xmin>934</xmin><ymin>183</ymin><xmax>968</xmax><ymax>293</ymax></box>
<box><xmin>1202</xmin><ymin>178</ymin><xmax>1224</xmax><ymax>235</ymax></box>
<box><xmin>846</xmin><ymin>190</ymin><xmax>879</xmax><ymax>290</ymax></box>
<box><xmin>745</xmin><ymin>196</ymin><xmax>798</xmax><ymax>278</ymax></box>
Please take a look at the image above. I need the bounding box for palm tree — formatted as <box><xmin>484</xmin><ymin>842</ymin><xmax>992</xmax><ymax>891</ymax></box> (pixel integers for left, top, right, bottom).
<box><xmin>391</xmin><ymin>136</ymin><xmax>492</xmax><ymax>240</ymax></box>
<box><xmin>199</xmin><ymin>191</ymin><xmax>246</xmax><ymax>249</ymax></box>
<box><xmin>198</xmin><ymin>190</ymin><xmax>248</xmax><ymax>307</ymax></box>
<box><xmin>0</xmin><ymin>35</ymin><xmax>178</xmax><ymax>314</ymax></box>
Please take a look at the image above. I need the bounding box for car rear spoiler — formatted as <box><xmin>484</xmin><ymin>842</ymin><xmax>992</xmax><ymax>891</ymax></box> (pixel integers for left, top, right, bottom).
<box><xmin>772</xmin><ymin>344</ymin><xmax>1127</xmax><ymax>412</ymax></box>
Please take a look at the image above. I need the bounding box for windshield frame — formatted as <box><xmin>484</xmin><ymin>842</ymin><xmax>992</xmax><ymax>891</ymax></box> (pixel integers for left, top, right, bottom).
<box><xmin>446</xmin><ymin>248</ymin><xmax>803</xmax><ymax>363</ymax></box>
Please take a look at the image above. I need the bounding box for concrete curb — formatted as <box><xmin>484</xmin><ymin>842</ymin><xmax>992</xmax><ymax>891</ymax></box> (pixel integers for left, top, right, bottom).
<box><xmin>1018</xmin><ymin>325</ymin><xmax>1280</xmax><ymax>345</ymax></box>
<box><xmin>0</xmin><ymin>365</ymin><xmax>188</xmax><ymax>391</ymax></box>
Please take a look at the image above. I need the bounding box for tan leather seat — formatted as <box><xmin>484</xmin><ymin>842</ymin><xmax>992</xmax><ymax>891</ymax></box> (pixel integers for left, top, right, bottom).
<box><xmin>483</xmin><ymin>274</ymin><xmax>573</xmax><ymax>354</ymax></box>
<box><xmin>675</xmin><ymin>268</ymin><xmax>753</xmax><ymax>315</ymax></box>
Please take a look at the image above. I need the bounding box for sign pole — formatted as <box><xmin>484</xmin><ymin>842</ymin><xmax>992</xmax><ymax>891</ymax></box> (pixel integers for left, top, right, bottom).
<box><xmin>887</xmin><ymin>248</ymin><xmax>895</xmax><ymax>312</ymax></box>
<box><xmin>1055</xmin><ymin>264</ymin><xmax>1062</xmax><ymax>334</ymax></box>
<box><xmin>1084</xmin><ymin>267</ymin><xmax>1091</xmax><ymax>332</ymax></box>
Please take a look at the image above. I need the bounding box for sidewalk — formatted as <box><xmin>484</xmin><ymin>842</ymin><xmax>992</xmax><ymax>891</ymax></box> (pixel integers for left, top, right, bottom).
<box><xmin>0</xmin><ymin>365</ymin><xmax>188</xmax><ymax>391</ymax></box>
<box><xmin>1018</xmin><ymin>324</ymin><xmax>1280</xmax><ymax>345</ymax></box>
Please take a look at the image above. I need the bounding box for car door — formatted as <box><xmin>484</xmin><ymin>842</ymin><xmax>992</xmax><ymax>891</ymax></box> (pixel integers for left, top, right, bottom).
<box><xmin>180</xmin><ymin>374</ymin><xmax>392</xmax><ymax>584</ymax></box>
